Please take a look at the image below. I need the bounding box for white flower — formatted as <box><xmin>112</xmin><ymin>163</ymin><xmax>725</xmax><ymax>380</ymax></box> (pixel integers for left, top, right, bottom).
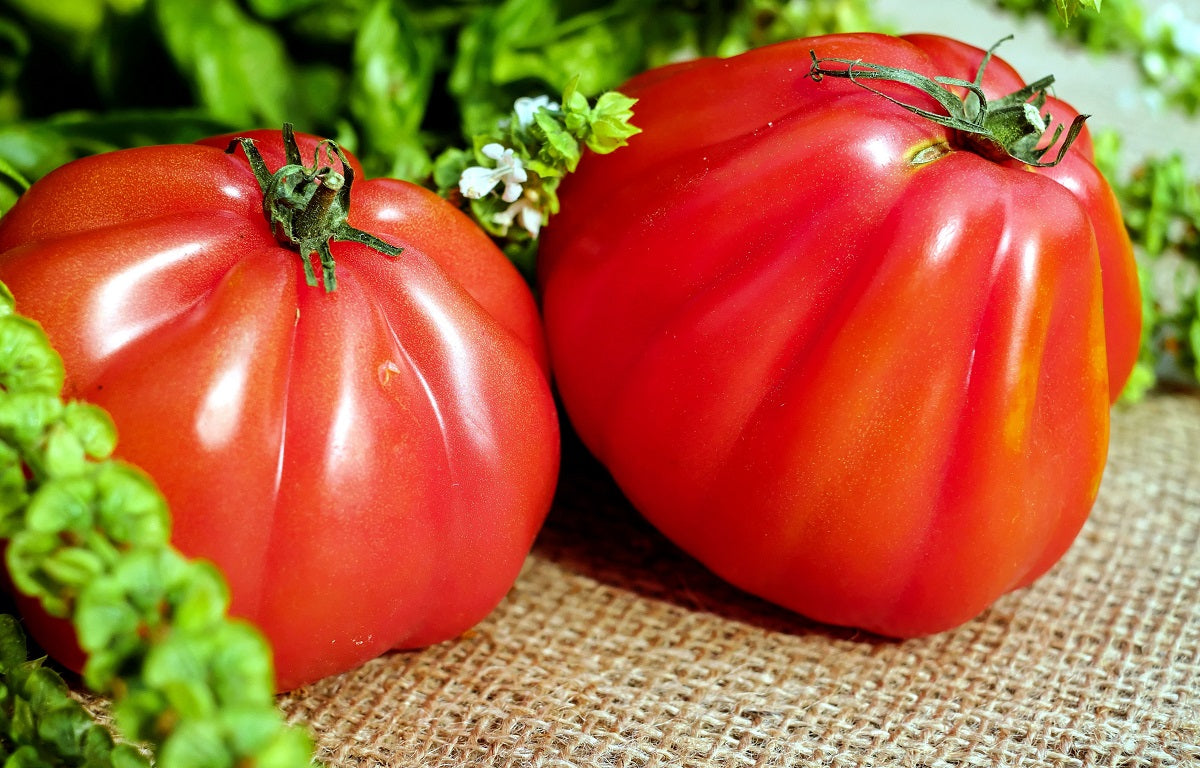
<box><xmin>458</xmin><ymin>143</ymin><xmax>527</xmax><ymax>201</ymax></box>
<box><xmin>494</xmin><ymin>194</ymin><xmax>544</xmax><ymax>238</ymax></box>
<box><xmin>513</xmin><ymin>95</ymin><xmax>560</xmax><ymax>129</ymax></box>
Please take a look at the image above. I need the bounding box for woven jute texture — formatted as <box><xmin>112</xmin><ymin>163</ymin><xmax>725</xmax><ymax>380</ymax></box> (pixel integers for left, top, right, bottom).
<box><xmin>280</xmin><ymin>393</ymin><xmax>1200</xmax><ymax>768</ymax></box>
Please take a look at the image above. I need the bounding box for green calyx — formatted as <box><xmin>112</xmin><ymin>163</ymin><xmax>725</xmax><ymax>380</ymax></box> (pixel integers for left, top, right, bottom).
<box><xmin>226</xmin><ymin>123</ymin><xmax>402</xmax><ymax>292</ymax></box>
<box><xmin>807</xmin><ymin>36</ymin><xmax>1089</xmax><ymax>168</ymax></box>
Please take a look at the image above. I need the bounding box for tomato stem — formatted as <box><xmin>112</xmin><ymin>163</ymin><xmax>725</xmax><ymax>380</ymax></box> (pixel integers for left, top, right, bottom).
<box><xmin>226</xmin><ymin>124</ymin><xmax>402</xmax><ymax>292</ymax></box>
<box><xmin>806</xmin><ymin>37</ymin><xmax>1089</xmax><ymax>168</ymax></box>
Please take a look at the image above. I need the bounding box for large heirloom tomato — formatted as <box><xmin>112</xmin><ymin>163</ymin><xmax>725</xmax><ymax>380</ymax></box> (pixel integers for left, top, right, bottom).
<box><xmin>0</xmin><ymin>128</ymin><xmax>559</xmax><ymax>690</ymax></box>
<box><xmin>538</xmin><ymin>33</ymin><xmax>1141</xmax><ymax>637</ymax></box>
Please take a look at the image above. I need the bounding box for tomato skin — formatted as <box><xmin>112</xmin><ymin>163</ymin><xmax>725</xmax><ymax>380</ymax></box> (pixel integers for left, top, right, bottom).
<box><xmin>0</xmin><ymin>131</ymin><xmax>559</xmax><ymax>690</ymax></box>
<box><xmin>538</xmin><ymin>33</ymin><xmax>1140</xmax><ymax>637</ymax></box>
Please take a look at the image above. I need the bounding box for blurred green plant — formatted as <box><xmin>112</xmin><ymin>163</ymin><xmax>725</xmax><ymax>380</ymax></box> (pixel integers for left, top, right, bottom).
<box><xmin>0</xmin><ymin>615</ymin><xmax>150</xmax><ymax>768</ymax></box>
<box><xmin>994</xmin><ymin>0</ymin><xmax>1200</xmax><ymax>113</ymax></box>
<box><xmin>1094</xmin><ymin>131</ymin><xmax>1200</xmax><ymax>399</ymax></box>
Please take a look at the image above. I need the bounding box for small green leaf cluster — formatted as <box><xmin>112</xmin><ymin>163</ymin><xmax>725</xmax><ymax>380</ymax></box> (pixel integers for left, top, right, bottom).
<box><xmin>1052</xmin><ymin>0</ymin><xmax>1102</xmax><ymax>25</ymax></box>
<box><xmin>0</xmin><ymin>614</ymin><xmax>149</xmax><ymax>768</ymax></box>
<box><xmin>432</xmin><ymin>80</ymin><xmax>639</xmax><ymax>275</ymax></box>
<box><xmin>561</xmin><ymin>83</ymin><xmax>642</xmax><ymax>161</ymax></box>
<box><xmin>0</xmin><ymin>283</ymin><xmax>316</xmax><ymax>767</ymax></box>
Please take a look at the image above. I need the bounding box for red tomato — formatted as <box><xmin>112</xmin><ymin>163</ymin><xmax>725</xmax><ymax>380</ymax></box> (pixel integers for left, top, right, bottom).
<box><xmin>0</xmin><ymin>128</ymin><xmax>559</xmax><ymax>690</ymax></box>
<box><xmin>537</xmin><ymin>33</ymin><xmax>1140</xmax><ymax>637</ymax></box>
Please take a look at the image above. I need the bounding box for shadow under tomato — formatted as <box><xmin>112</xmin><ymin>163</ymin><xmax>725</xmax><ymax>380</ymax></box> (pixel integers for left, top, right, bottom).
<box><xmin>531</xmin><ymin>421</ymin><xmax>882</xmax><ymax>646</ymax></box>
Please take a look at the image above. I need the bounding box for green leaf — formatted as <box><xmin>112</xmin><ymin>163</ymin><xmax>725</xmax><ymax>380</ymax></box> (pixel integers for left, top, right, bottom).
<box><xmin>10</xmin><ymin>691</ymin><xmax>35</xmax><ymax>746</ymax></box>
<box><xmin>80</xmin><ymin>724</ymin><xmax>120</xmax><ymax>764</ymax></box>
<box><xmin>93</xmin><ymin>463</ymin><xmax>170</xmax><ymax>548</ymax></box>
<box><xmin>41</xmin><ymin>423</ymin><xmax>91</xmax><ymax>480</ymax></box>
<box><xmin>0</xmin><ymin>15</ymin><xmax>31</xmax><ymax>88</ymax></box>
<box><xmin>532</xmin><ymin>110</ymin><xmax>580</xmax><ymax>171</ymax></box>
<box><xmin>110</xmin><ymin>688</ymin><xmax>169</xmax><ymax>745</ymax></box>
<box><xmin>245</xmin><ymin>0</ymin><xmax>324</xmax><ymax>20</ymax></box>
<box><xmin>432</xmin><ymin>147</ymin><xmax>471</xmax><ymax>195</ymax></box>
<box><xmin>0</xmin><ymin>394</ymin><xmax>64</xmax><ymax>458</ymax></box>
<box><xmin>22</xmin><ymin>664</ymin><xmax>72</xmax><ymax>710</ymax></box>
<box><xmin>79</xmin><ymin>637</ymin><xmax>144</xmax><ymax>695</ymax></box>
<box><xmin>203</xmin><ymin>622</ymin><xmax>275</xmax><ymax>707</ymax></box>
<box><xmin>0</xmin><ymin>615</ymin><xmax>30</xmax><ymax>672</ymax></box>
<box><xmin>1055</xmin><ymin>0</ymin><xmax>1101</xmax><ymax>24</ymax></box>
<box><xmin>349</xmin><ymin>0</ymin><xmax>437</xmax><ymax>180</ymax></box>
<box><xmin>0</xmin><ymin>110</ymin><xmax>232</xmax><ymax>179</ymax></box>
<box><xmin>5</xmin><ymin>744</ymin><xmax>45</xmax><ymax>768</ymax></box>
<box><xmin>1191</xmin><ymin>317</ymin><xmax>1200</xmax><ymax>381</ymax></box>
<box><xmin>60</xmin><ymin>402</ymin><xmax>118</xmax><ymax>462</ymax></box>
<box><xmin>26</xmin><ymin>476</ymin><xmax>95</xmax><ymax>534</ymax></box>
<box><xmin>143</xmin><ymin>635</ymin><xmax>218</xmax><ymax>720</ymax></box>
<box><xmin>0</xmin><ymin>284</ymin><xmax>14</xmax><ymax>317</ymax></box>
<box><xmin>3</xmin><ymin>0</ymin><xmax>109</xmax><ymax>43</ymax></box>
<box><xmin>156</xmin><ymin>720</ymin><xmax>234</xmax><ymax>768</ymax></box>
<box><xmin>584</xmin><ymin>90</ymin><xmax>640</xmax><ymax>154</ymax></box>
<box><xmin>35</xmin><ymin>703</ymin><xmax>93</xmax><ymax>760</ymax></box>
<box><xmin>153</xmin><ymin>0</ymin><xmax>297</xmax><ymax>127</ymax></box>
<box><xmin>0</xmin><ymin>445</ymin><xmax>30</xmax><ymax>529</ymax></box>
<box><xmin>5</xmin><ymin>531</ymin><xmax>71</xmax><ymax>616</ymax></box>
<box><xmin>1119</xmin><ymin>359</ymin><xmax>1158</xmax><ymax>403</ymax></box>
<box><xmin>448</xmin><ymin>0</ymin><xmax>639</xmax><ymax>136</ymax></box>
<box><xmin>39</xmin><ymin>546</ymin><xmax>107</xmax><ymax>591</ymax></box>
<box><xmin>0</xmin><ymin>317</ymin><xmax>65</xmax><ymax>396</ymax></box>
<box><xmin>239</xmin><ymin>725</ymin><xmax>316</xmax><ymax>768</ymax></box>
<box><xmin>1103</xmin><ymin>146</ymin><xmax>1200</xmax><ymax>393</ymax></box>
<box><xmin>109</xmin><ymin>548</ymin><xmax>189</xmax><ymax>616</ymax></box>
<box><xmin>111</xmin><ymin>743</ymin><xmax>154</xmax><ymax>768</ymax></box>
<box><xmin>0</xmin><ymin>155</ymin><xmax>30</xmax><ymax>217</ymax></box>
<box><xmin>166</xmin><ymin>561</ymin><xmax>230</xmax><ymax>633</ymax></box>
<box><xmin>75</xmin><ymin>573</ymin><xmax>145</xmax><ymax>657</ymax></box>
<box><xmin>218</xmin><ymin>707</ymin><xmax>293</xmax><ymax>758</ymax></box>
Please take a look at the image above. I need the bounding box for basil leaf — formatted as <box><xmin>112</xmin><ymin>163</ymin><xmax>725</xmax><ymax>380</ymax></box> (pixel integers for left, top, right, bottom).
<box><xmin>245</xmin><ymin>0</ymin><xmax>326</xmax><ymax>20</ymax></box>
<box><xmin>0</xmin><ymin>110</ymin><xmax>231</xmax><ymax>184</ymax></box>
<box><xmin>349</xmin><ymin>0</ymin><xmax>437</xmax><ymax>180</ymax></box>
<box><xmin>153</xmin><ymin>0</ymin><xmax>299</xmax><ymax>127</ymax></box>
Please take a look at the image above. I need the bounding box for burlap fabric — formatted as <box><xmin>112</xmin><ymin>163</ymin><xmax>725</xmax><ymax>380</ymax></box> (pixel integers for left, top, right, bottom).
<box><xmin>279</xmin><ymin>392</ymin><xmax>1200</xmax><ymax>767</ymax></box>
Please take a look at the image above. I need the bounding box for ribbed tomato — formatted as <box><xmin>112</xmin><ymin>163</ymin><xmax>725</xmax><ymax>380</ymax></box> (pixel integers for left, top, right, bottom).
<box><xmin>538</xmin><ymin>33</ymin><xmax>1140</xmax><ymax>637</ymax></box>
<box><xmin>0</xmin><ymin>127</ymin><xmax>559</xmax><ymax>689</ymax></box>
